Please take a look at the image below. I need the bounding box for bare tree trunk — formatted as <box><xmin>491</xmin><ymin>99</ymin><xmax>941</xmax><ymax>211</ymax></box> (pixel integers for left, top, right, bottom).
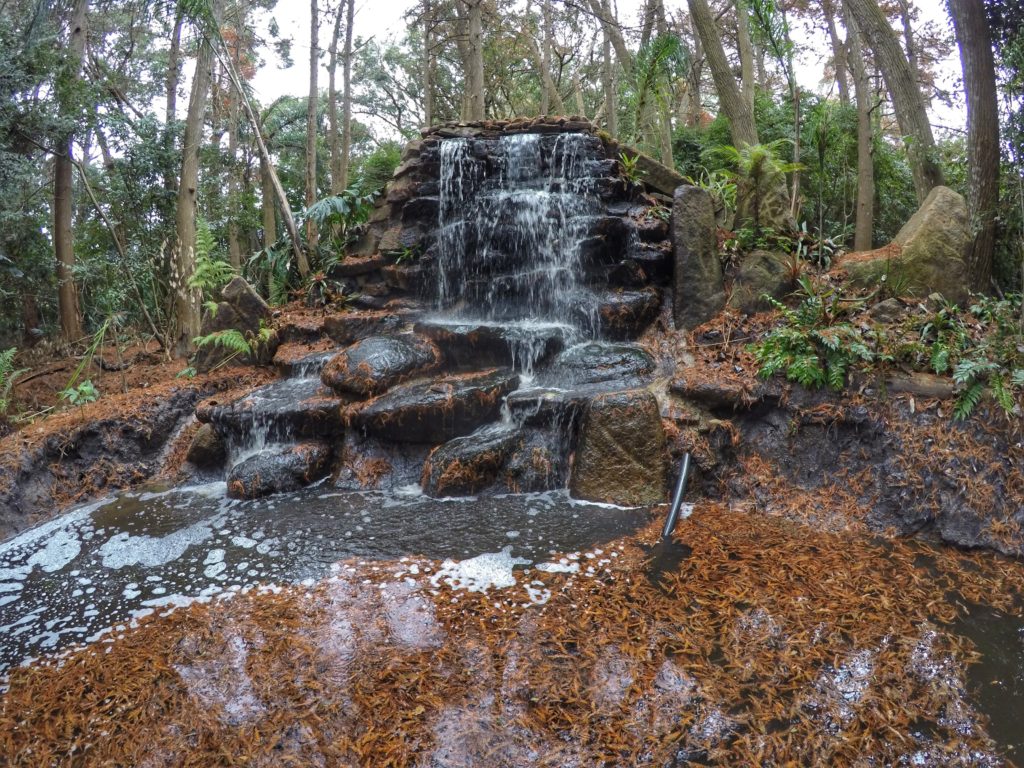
<box><xmin>821</xmin><ymin>0</ymin><xmax>850</xmax><ymax>106</ymax></box>
<box><xmin>339</xmin><ymin>0</ymin><xmax>354</xmax><ymax>190</ymax></box>
<box><xmin>305</xmin><ymin>0</ymin><xmax>319</xmax><ymax>253</ymax></box>
<box><xmin>226</xmin><ymin>17</ymin><xmax>244</xmax><ymax>268</ymax></box>
<box><xmin>846</xmin><ymin>10</ymin><xmax>875</xmax><ymax>251</ymax></box>
<box><xmin>175</xmin><ymin>18</ymin><xmax>221</xmax><ymax>311</ymax></box>
<box><xmin>422</xmin><ymin>0</ymin><xmax>434</xmax><ymax>128</ymax></box>
<box><xmin>328</xmin><ymin>1</ymin><xmax>343</xmax><ymax>193</ymax></box>
<box><xmin>601</xmin><ymin>0</ymin><xmax>616</xmax><ymax>134</ymax></box>
<box><xmin>895</xmin><ymin>0</ymin><xmax>921</xmax><ymax>95</ymax></box>
<box><xmin>949</xmin><ymin>0</ymin><xmax>999</xmax><ymax>290</ymax></box>
<box><xmin>164</xmin><ymin>4</ymin><xmax>184</xmax><ymax>193</ymax></box>
<box><xmin>844</xmin><ymin>0</ymin><xmax>942</xmax><ymax>203</ymax></box>
<box><xmin>683</xmin><ymin>16</ymin><xmax>704</xmax><ymax>127</ymax></box>
<box><xmin>686</xmin><ymin>0</ymin><xmax>758</xmax><ymax>147</ymax></box>
<box><xmin>463</xmin><ymin>0</ymin><xmax>486</xmax><ymax>121</ymax></box>
<box><xmin>587</xmin><ymin>0</ymin><xmax>633</xmax><ymax>72</ymax></box>
<box><xmin>260</xmin><ymin>156</ymin><xmax>277</xmax><ymax>248</ymax></box>
<box><xmin>54</xmin><ymin>0</ymin><xmax>89</xmax><ymax>343</ymax></box>
<box><xmin>541</xmin><ymin>0</ymin><xmax>553</xmax><ymax>114</ymax></box>
<box><xmin>172</xmin><ymin>0</ymin><xmax>222</xmax><ymax>356</ymax></box>
<box><xmin>735</xmin><ymin>1</ymin><xmax>756</xmax><ymax>113</ymax></box>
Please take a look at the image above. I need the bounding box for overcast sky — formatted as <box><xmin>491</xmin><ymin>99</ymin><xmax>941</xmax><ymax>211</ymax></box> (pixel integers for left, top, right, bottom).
<box><xmin>247</xmin><ymin>0</ymin><xmax>965</xmax><ymax>139</ymax></box>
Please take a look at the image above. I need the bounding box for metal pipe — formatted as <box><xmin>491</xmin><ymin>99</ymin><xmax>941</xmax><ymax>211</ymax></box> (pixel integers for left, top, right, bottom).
<box><xmin>661</xmin><ymin>453</ymin><xmax>692</xmax><ymax>541</ymax></box>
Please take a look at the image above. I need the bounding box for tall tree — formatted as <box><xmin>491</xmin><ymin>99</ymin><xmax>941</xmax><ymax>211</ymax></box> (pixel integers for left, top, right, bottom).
<box><xmin>948</xmin><ymin>0</ymin><xmax>999</xmax><ymax>289</ymax></box>
<box><xmin>845</xmin><ymin>7</ymin><xmax>875</xmax><ymax>251</ymax></box>
<box><xmin>458</xmin><ymin>0</ymin><xmax>485</xmax><ymax>120</ymax></box>
<box><xmin>338</xmin><ymin>0</ymin><xmax>355</xmax><ymax>189</ymax></box>
<box><xmin>844</xmin><ymin>0</ymin><xmax>942</xmax><ymax>203</ymax></box>
<box><xmin>306</xmin><ymin>0</ymin><xmax>319</xmax><ymax>250</ymax></box>
<box><xmin>328</xmin><ymin>0</ymin><xmax>344</xmax><ymax>192</ymax></box>
<box><xmin>686</xmin><ymin>0</ymin><xmax>758</xmax><ymax>147</ymax></box>
<box><xmin>172</xmin><ymin>0</ymin><xmax>223</xmax><ymax>356</ymax></box>
<box><xmin>600</xmin><ymin>0</ymin><xmax>617</xmax><ymax>133</ymax></box>
<box><xmin>53</xmin><ymin>0</ymin><xmax>89</xmax><ymax>342</ymax></box>
<box><xmin>421</xmin><ymin>0</ymin><xmax>435</xmax><ymax>127</ymax></box>
<box><xmin>820</xmin><ymin>0</ymin><xmax>850</xmax><ymax>105</ymax></box>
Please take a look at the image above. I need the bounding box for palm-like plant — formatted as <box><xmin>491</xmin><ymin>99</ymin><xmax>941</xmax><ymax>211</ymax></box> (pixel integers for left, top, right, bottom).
<box><xmin>706</xmin><ymin>140</ymin><xmax>802</xmax><ymax>237</ymax></box>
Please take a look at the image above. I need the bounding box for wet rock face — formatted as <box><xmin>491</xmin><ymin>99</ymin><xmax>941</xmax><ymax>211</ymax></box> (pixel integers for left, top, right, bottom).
<box><xmin>570</xmin><ymin>389</ymin><xmax>669</xmax><ymax>506</ymax></box>
<box><xmin>227</xmin><ymin>442</ymin><xmax>332</xmax><ymax>500</ymax></box>
<box><xmin>321</xmin><ymin>336</ymin><xmax>441</xmax><ymax>398</ymax></box>
<box><xmin>414</xmin><ymin>320</ymin><xmax>567</xmax><ymax>371</ymax></box>
<box><xmin>728</xmin><ymin>250</ymin><xmax>793</xmax><ymax>314</ymax></box>
<box><xmin>349</xmin><ymin>369</ymin><xmax>520</xmax><ymax>444</ymax></box>
<box><xmin>196</xmin><ymin>378</ymin><xmax>344</xmax><ymax>441</ymax></box>
<box><xmin>422</xmin><ymin>426</ymin><xmax>522</xmax><ymax>497</ymax></box>
<box><xmin>593</xmin><ymin>288</ymin><xmax>662</xmax><ymax>340</ymax></box>
<box><xmin>552</xmin><ymin>343</ymin><xmax>657</xmax><ymax>386</ymax></box>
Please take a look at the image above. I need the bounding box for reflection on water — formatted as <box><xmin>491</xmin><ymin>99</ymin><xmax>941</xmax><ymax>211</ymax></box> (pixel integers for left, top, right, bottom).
<box><xmin>0</xmin><ymin>484</ymin><xmax>647</xmax><ymax>676</ymax></box>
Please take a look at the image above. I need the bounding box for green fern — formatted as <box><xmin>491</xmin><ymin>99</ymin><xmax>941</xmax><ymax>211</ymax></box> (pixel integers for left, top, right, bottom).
<box><xmin>954</xmin><ymin>381</ymin><xmax>986</xmax><ymax>420</ymax></box>
<box><xmin>188</xmin><ymin>219</ymin><xmax>236</xmax><ymax>298</ymax></box>
<box><xmin>193</xmin><ymin>328</ymin><xmax>253</xmax><ymax>357</ymax></box>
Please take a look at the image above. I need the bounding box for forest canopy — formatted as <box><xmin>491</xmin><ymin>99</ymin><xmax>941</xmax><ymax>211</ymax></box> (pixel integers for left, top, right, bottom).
<box><xmin>0</xmin><ymin>0</ymin><xmax>1021</xmax><ymax>359</ymax></box>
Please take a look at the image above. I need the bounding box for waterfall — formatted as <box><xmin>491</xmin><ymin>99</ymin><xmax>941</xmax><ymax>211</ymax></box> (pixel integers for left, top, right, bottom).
<box><xmin>437</xmin><ymin>133</ymin><xmax>603</xmax><ymax>338</ymax></box>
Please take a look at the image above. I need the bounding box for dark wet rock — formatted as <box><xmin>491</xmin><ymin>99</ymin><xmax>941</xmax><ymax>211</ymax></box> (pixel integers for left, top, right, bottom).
<box><xmin>607</xmin><ymin>259</ymin><xmax>649</xmax><ymax>288</ymax></box>
<box><xmin>728</xmin><ymin>250</ymin><xmax>793</xmax><ymax>314</ymax></box>
<box><xmin>414</xmin><ymin>320</ymin><xmax>567</xmax><ymax>370</ymax></box>
<box><xmin>321</xmin><ymin>336</ymin><xmax>441</xmax><ymax>398</ymax></box>
<box><xmin>226</xmin><ymin>442</ymin><xmax>332</xmax><ymax>500</ymax></box>
<box><xmin>196</xmin><ymin>377</ymin><xmax>344</xmax><ymax>440</ymax></box>
<box><xmin>272</xmin><ymin>345</ymin><xmax>337</xmax><ymax>377</ymax></box>
<box><xmin>333</xmin><ymin>433</ymin><xmax>432</xmax><ymax>491</ymax></box>
<box><xmin>186</xmin><ymin>424</ymin><xmax>226</xmax><ymax>468</ymax></box>
<box><xmin>349</xmin><ymin>369</ymin><xmax>519</xmax><ymax>443</ymax></box>
<box><xmin>195</xmin><ymin>278</ymin><xmax>279</xmax><ymax>373</ymax></box>
<box><xmin>323</xmin><ymin>311</ymin><xmax>405</xmax><ymax>346</ymax></box>
<box><xmin>672</xmin><ymin>186</ymin><xmax>725</xmax><ymax>331</ymax></box>
<box><xmin>553</xmin><ymin>342</ymin><xmax>657</xmax><ymax>386</ymax></box>
<box><xmin>501</xmin><ymin>429</ymin><xmax>572</xmax><ymax>493</ymax></box>
<box><xmin>422</xmin><ymin>426</ymin><xmax>522</xmax><ymax>497</ymax></box>
<box><xmin>626</xmin><ymin>242</ymin><xmax>673</xmax><ymax>285</ymax></box>
<box><xmin>630</xmin><ymin>209</ymin><xmax>671</xmax><ymax>242</ymax></box>
<box><xmin>505</xmin><ymin>388</ymin><xmax>588</xmax><ymax>428</ymax></box>
<box><xmin>593</xmin><ymin>288</ymin><xmax>661</xmax><ymax>340</ymax></box>
<box><xmin>570</xmin><ymin>389</ymin><xmax>669</xmax><ymax>506</ymax></box>
<box><xmin>381</xmin><ymin>263</ymin><xmax>424</xmax><ymax>292</ymax></box>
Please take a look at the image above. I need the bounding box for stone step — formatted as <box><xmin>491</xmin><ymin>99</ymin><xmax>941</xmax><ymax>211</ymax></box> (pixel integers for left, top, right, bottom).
<box><xmin>196</xmin><ymin>377</ymin><xmax>344</xmax><ymax>441</ymax></box>
<box><xmin>321</xmin><ymin>335</ymin><xmax>441</xmax><ymax>398</ymax></box>
<box><xmin>348</xmin><ymin>368</ymin><xmax>519</xmax><ymax>444</ymax></box>
<box><xmin>227</xmin><ymin>442</ymin><xmax>332</xmax><ymax>500</ymax></box>
<box><xmin>414</xmin><ymin>319</ymin><xmax>569</xmax><ymax>371</ymax></box>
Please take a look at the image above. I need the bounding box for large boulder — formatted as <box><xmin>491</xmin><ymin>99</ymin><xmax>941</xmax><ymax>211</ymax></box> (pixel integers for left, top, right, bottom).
<box><xmin>194</xmin><ymin>277</ymin><xmax>278</xmax><ymax>373</ymax></box>
<box><xmin>841</xmin><ymin>186</ymin><xmax>971</xmax><ymax>304</ymax></box>
<box><xmin>349</xmin><ymin>368</ymin><xmax>520</xmax><ymax>443</ymax></box>
<box><xmin>570</xmin><ymin>389</ymin><xmax>669</xmax><ymax>506</ymax></box>
<box><xmin>550</xmin><ymin>342</ymin><xmax>656</xmax><ymax>386</ymax></box>
<box><xmin>727</xmin><ymin>250</ymin><xmax>793</xmax><ymax>314</ymax></box>
<box><xmin>321</xmin><ymin>335</ymin><xmax>440</xmax><ymax>398</ymax></box>
<box><xmin>226</xmin><ymin>442</ymin><xmax>332</xmax><ymax>499</ymax></box>
<box><xmin>672</xmin><ymin>186</ymin><xmax>725</xmax><ymax>331</ymax></box>
<box><xmin>414</xmin><ymin>320</ymin><xmax>566</xmax><ymax>371</ymax></box>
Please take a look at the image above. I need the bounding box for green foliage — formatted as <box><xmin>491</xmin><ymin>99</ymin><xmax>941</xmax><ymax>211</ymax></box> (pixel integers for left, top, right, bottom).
<box><xmin>705</xmin><ymin>140</ymin><xmax>801</xmax><ymax>235</ymax></box>
<box><xmin>193</xmin><ymin>328</ymin><xmax>253</xmax><ymax>357</ymax></box>
<box><xmin>301</xmin><ymin>188</ymin><xmax>376</xmax><ymax>249</ymax></box>
<box><xmin>752</xmin><ymin>277</ymin><xmax>872</xmax><ymax>390</ymax></box>
<box><xmin>59</xmin><ymin>380</ymin><xmax>99</xmax><ymax>408</ymax></box>
<box><xmin>619</xmin><ymin>152</ymin><xmax>642</xmax><ymax>184</ymax></box>
<box><xmin>352</xmin><ymin>142</ymin><xmax>402</xmax><ymax>194</ymax></box>
<box><xmin>0</xmin><ymin>347</ymin><xmax>27</xmax><ymax>416</ymax></box>
<box><xmin>947</xmin><ymin>296</ymin><xmax>1024</xmax><ymax>419</ymax></box>
<box><xmin>188</xmin><ymin>218</ymin><xmax>236</xmax><ymax>300</ymax></box>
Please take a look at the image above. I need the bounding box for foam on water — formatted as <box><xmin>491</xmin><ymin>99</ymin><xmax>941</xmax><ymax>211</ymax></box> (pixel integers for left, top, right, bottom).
<box><xmin>429</xmin><ymin>546</ymin><xmax>532</xmax><ymax>593</ymax></box>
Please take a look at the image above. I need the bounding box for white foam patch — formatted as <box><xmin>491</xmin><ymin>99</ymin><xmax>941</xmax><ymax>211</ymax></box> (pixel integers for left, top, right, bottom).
<box><xmin>429</xmin><ymin>546</ymin><xmax>531</xmax><ymax>593</ymax></box>
<box><xmin>26</xmin><ymin>528</ymin><xmax>82</xmax><ymax>574</ymax></box>
<box><xmin>535</xmin><ymin>559</ymin><xmax>580</xmax><ymax>574</ymax></box>
<box><xmin>98</xmin><ymin>516</ymin><xmax>221</xmax><ymax>569</ymax></box>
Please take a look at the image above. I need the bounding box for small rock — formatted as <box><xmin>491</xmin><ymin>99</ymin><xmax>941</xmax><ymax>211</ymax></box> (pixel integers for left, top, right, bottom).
<box><xmin>421</xmin><ymin>425</ymin><xmax>521</xmax><ymax>496</ymax></box>
<box><xmin>728</xmin><ymin>250</ymin><xmax>794</xmax><ymax>314</ymax></box>
<box><xmin>185</xmin><ymin>424</ymin><xmax>226</xmax><ymax>468</ymax></box>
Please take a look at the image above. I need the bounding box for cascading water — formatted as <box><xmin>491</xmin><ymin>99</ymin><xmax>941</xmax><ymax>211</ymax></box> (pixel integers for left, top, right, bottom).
<box><xmin>435</xmin><ymin>133</ymin><xmax>606</xmax><ymax>362</ymax></box>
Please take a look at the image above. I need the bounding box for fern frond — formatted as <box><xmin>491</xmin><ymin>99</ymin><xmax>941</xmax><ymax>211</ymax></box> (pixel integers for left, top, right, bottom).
<box><xmin>954</xmin><ymin>381</ymin><xmax>985</xmax><ymax>420</ymax></box>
